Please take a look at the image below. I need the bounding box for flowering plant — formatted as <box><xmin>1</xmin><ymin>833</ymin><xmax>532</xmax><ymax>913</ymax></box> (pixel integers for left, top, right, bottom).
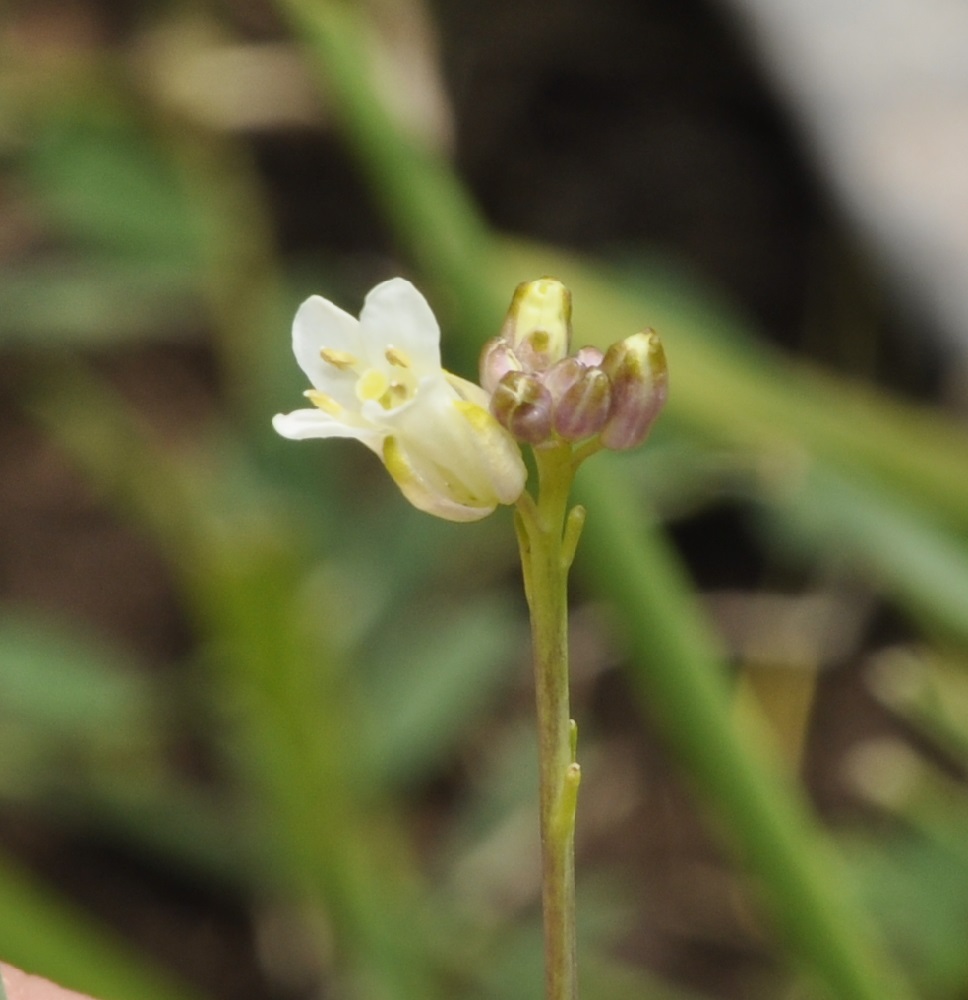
<box><xmin>275</xmin><ymin>276</ymin><xmax>666</xmax><ymax>1000</ymax></box>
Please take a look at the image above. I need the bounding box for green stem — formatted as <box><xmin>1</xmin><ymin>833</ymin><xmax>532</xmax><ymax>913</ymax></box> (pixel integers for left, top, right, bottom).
<box><xmin>515</xmin><ymin>446</ymin><xmax>583</xmax><ymax>1000</ymax></box>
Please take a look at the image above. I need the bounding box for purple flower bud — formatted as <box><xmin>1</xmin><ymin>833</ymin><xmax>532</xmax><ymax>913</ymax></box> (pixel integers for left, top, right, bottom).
<box><xmin>479</xmin><ymin>336</ymin><xmax>521</xmax><ymax>394</ymax></box>
<box><xmin>574</xmin><ymin>345</ymin><xmax>604</xmax><ymax>368</ymax></box>
<box><xmin>490</xmin><ymin>370</ymin><xmax>554</xmax><ymax>445</ymax></box>
<box><xmin>542</xmin><ymin>357</ymin><xmax>584</xmax><ymax>400</ymax></box>
<box><xmin>554</xmin><ymin>367</ymin><xmax>612</xmax><ymax>441</ymax></box>
<box><xmin>598</xmin><ymin>330</ymin><xmax>668</xmax><ymax>450</ymax></box>
<box><xmin>499</xmin><ymin>278</ymin><xmax>572</xmax><ymax>372</ymax></box>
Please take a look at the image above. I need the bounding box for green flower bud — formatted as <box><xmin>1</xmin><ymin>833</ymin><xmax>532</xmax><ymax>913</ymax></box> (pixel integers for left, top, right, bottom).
<box><xmin>500</xmin><ymin>278</ymin><xmax>572</xmax><ymax>372</ymax></box>
<box><xmin>598</xmin><ymin>330</ymin><xmax>668</xmax><ymax>450</ymax></box>
<box><xmin>491</xmin><ymin>370</ymin><xmax>554</xmax><ymax>445</ymax></box>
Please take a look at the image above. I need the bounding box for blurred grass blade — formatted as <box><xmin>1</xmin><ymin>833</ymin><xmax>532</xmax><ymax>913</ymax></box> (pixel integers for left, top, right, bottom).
<box><xmin>870</xmin><ymin>650</ymin><xmax>968</xmax><ymax>763</ymax></box>
<box><xmin>847</xmin><ymin>827</ymin><xmax>968</xmax><ymax>998</ymax></box>
<box><xmin>575</xmin><ymin>458</ymin><xmax>915</xmax><ymax>1000</ymax></box>
<box><xmin>0</xmin><ymin>261</ymin><xmax>203</xmax><ymax>347</ymax></box>
<box><xmin>21</xmin><ymin>359</ymin><xmax>454</xmax><ymax>1000</ymax></box>
<box><xmin>274</xmin><ymin>0</ymin><xmax>496</xmax><ymax>322</ymax></box>
<box><xmin>0</xmin><ymin>851</ymin><xmax>206</xmax><ymax>1000</ymax></box>
<box><xmin>0</xmin><ymin>609</ymin><xmax>163</xmax><ymax>754</ymax></box>
<box><xmin>360</xmin><ymin>597</ymin><xmax>523</xmax><ymax>789</ymax></box>
<box><xmin>27</xmin><ymin>108</ymin><xmax>200</xmax><ymax>263</ymax></box>
<box><xmin>760</xmin><ymin>466</ymin><xmax>968</xmax><ymax>647</ymax></box>
<box><xmin>0</xmin><ymin>607</ymin><xmax>263</xmax><ymax>892</ymax></box>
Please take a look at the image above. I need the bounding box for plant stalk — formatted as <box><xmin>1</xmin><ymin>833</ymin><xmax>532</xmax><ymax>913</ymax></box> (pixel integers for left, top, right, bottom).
<box><xmin>515</xmin><ymin>446</ymin><xmax>584</xmax><ymax>1000</ymax></box>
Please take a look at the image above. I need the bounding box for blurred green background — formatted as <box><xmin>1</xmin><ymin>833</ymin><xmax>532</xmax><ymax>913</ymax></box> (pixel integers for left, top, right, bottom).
<box><xmin>3</xmin><ymin>1</ymin><xmax>968</xmax><ymax>998</ymax></box>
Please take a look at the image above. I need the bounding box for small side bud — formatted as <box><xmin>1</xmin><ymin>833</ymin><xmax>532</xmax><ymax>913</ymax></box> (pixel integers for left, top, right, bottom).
<box><xmin>480</xmin><ymin>336</ymin><xmax>521</xmax><ymax>394</ymax></box>
<box><xmin>500</xmin><ymin>278</ymin><xmax>572</xmax><ymax>372</ymax></box>
<box><xmin>598</xmin><ymin>330</ymin><xmax>668</xmax><ymax>450</ymax></box>
<box><xmin>554</xmin><ymin>367</ymin><xmax>612</xmax><ymax>441</ymax></box>
<box><xmin>491</xmin><ymin>370</ymin><xmax>554</xmax><ymax>445</ymax></box>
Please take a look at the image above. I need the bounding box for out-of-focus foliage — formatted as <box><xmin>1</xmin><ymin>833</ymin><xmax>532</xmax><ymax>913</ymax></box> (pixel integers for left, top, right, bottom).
<box><xmin>2</xmin><ymin>2</ymin><xmax>968</xmax><ymax>999</ymax></box>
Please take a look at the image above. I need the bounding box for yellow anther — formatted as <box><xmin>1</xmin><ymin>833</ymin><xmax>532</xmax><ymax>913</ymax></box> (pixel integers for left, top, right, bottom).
<box><xmin>356</xmin><ymin>368</ymin><xmax>389</xmax><ymax>403</ymax></box>
<box><xmin>320</xmin><ymin>348</ymin><xmax>358</xmax><ymax>370</ymax></box>
<box><xmin>304</xmin><ymin>389</ymin><xmax>343</xmax><ymax>416</ymax></box>
<box><xmin>385</xmin><ymin>346</ymin><xmax>412</xmax><ymax>368</ymax></box>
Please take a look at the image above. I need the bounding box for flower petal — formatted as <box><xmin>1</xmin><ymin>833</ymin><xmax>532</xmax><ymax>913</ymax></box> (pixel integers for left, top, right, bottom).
<box><xmin>292</xmin><ymin>294</ymin><xmax>364</xmax><ymax>395</ymax></box>
<box><xmin>445</xmin><ymin>371</ymin><xmax>490</xmax><ymax>408</ymax></box>
<box><xmin>383</xmin><ymin>435</ymin><xmax>496</xmax><ymax>522</ymax></box>
<box><xmin>451</xmin><ymin>400</ymin><xmax>529</xmax><ymax>504</ymax></box>
<box><xmin>374</xmin><ymin>376</ymin><xmax>526</xmax><ymax>508</ymax></box>
<box><xmin>358</xmin><ymin>278</ymin><xmax>441</xmax><ymax>372</ymax></box>
<box><xmin>272</xmin><ymin>408</ymin><xmax>384</xmax><ymax>454</ymax></box>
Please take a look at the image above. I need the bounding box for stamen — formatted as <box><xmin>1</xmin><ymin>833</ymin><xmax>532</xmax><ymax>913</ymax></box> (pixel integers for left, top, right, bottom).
<box><xmin>385</xmin><ymin>346</ymin><xmax>412</xmax><ymax>368</ymax></box>
<box><xmin>304</xmin><ymin>389</ymin><xmax>343</xmax><ymax>416</ymax></box>
<box><xmin>320</xmin><ymin>348</ymin><xmax>358</xmax><ymax>370</ymax></box>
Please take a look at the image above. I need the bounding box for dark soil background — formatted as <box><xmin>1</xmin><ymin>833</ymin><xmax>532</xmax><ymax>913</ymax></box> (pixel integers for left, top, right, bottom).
<box><xmin>0</xmin><ymin>0</ymin><xmax>937</xmax><ymax>997</ymax></box>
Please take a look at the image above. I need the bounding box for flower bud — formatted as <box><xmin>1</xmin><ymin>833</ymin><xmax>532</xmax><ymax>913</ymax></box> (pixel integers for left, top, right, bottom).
<box><xmin>542</xmin><ymin>357</ymin><xmax>584</xmax><ymax>400</ymax></box>
<box><xmin>554</xmin><ymin>367</ymin><xmax>612</xmax><ymax>441</ymax></box>
<box><xmin>479</xmin><ymin>336</ymin><xmax>521</xmax><ymax>394</ymax></box>
<box><xmin>490</xmin><ymin>370</ymin><xmax>554</xmax><ymax>445</ymax></box>
<box><xmin>574</xmin><ymin>345</ymin><xmax>604</xmax><ymax>368</ymax></box>
<box><xmin>598</xmin><ymin>329</ymin><xmax>668</xmax><ymax>450</ymax></box>
<box><xmin>500</xmin><ymin>278</ymin><xmax>572</xmax><ymax>372</ymax></box>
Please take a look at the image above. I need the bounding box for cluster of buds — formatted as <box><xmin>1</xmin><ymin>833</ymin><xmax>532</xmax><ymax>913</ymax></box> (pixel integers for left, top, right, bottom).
<box><xmin>480</xmin><ymin>278</ymin><xmax>668</xmax><ymax>450</ymax></box>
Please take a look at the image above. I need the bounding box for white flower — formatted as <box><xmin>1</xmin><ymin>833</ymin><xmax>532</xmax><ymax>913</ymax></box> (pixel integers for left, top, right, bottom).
<box><xmin>273</xmin><ymin>278</ymin><xmax>527</xmax><ymax>522</ymax></box>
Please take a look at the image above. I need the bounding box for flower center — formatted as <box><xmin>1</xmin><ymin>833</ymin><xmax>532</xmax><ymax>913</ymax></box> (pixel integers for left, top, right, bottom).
<box><xmin>317</xmin><ymin>344</ymin><xmax>417</xmax><ymax>411</ymax></box>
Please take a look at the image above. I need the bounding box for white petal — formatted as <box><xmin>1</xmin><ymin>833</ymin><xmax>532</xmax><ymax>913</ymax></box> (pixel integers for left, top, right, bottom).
<box><xmin>445</xmin><ymin>371</ymin><xmax>490</xmax><ymax>408</ymax></box>
<box><xmin>378</xmin><ymin>377</ymin><xmax>526</xmax><ymax>508</ymax></box>
<box><xmin>272</xmin><ymin>408</ymin><xmax>384</xmax><ymax>454</ymax></box>
<box><xmin>358</xmin><ymin>278</ymin><xmax>441</xmax><ymax>373</ymax></box>
<box><xmin>292</xmin><ymin>295</ymin><xmax>365</xmax><ymax>394</ymax></box>
<box><xmin>451</xmin><ymin>400</ymin><xmax>528</xmax><ymax>504</ymax></box>
<box><xmin>383</xmin><ymin>436</ymin><xmax>496</xmax><ymax>522</ymax></box>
